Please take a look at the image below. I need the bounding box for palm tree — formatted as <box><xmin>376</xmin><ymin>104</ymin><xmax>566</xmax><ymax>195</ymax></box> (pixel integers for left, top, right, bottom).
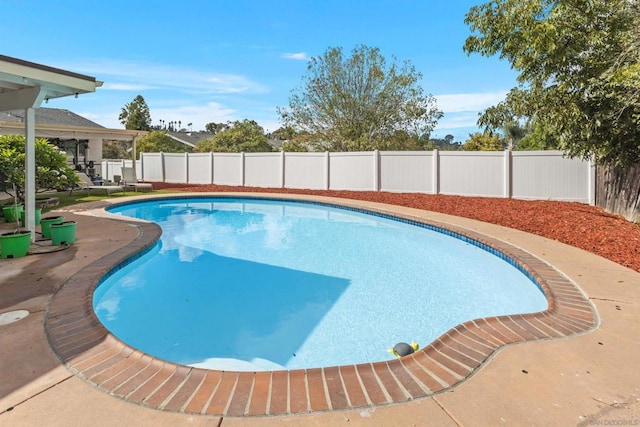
<box><xmin>502</xmin><ymin>121</ymin><xmax>527</xmax><ymax>150</ymax></box>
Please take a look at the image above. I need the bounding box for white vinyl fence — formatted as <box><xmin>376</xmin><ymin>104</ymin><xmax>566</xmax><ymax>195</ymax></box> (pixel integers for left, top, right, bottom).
<box><xmin>102</xmin><ymin>150</ymin><xmax>596</xmax><ymax>204</ymax></box>
<box><xmin>100</xmin><ymin>159</ymin><xmax>141</xmax><ymax>183</ymax></box>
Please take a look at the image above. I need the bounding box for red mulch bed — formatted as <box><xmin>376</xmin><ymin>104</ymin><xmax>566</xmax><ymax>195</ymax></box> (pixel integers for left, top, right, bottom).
<box><xmin>150</xmin><ymin>182</ymin><xmax>640</xmax><ymax>273</ymax></box>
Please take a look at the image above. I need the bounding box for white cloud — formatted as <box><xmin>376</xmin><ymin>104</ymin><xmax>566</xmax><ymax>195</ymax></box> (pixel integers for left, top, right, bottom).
<box><xmin>59</xmin><ymin>58</ymin><xmax>268</xmax><ymax>95</ymax></box>
<box><xmin>430</xmin><ymin>111</ymin><xmax>487</xmax><ymax>142</ymax></box>
<box><xmin>103</xmin><ymin>83</ymin><xmax>156</xmax><ymax>91</ymax></box>
<box><xmin>258</xmin><ymin>119</ymin><xmax>282</xmax><ymax>134</ymax></box>
<box><xmin>434</xmin><ymin>91</ymin><xmax>508</xmax><ymax>113</ymax></box>
<box><xmin>435</xmin><ymin>112</ymin><xmax>482</xmax><ymax>130</ymax></box>
<box><xmin>281</xmin><ymin>52</ymin><xmax>309</xmax><ymax>61</ymax></box>
<box><xmin>54</xmin><ymin>93</ymin><xmax>282</xmax><ymax>133</ymax></box>
<box><xmin>429</xmin><ymin>91</ymin><xmax>511</xmax><ymax>141</ymax></box>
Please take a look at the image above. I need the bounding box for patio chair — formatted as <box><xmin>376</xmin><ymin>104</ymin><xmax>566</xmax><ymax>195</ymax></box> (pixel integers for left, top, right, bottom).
<box><xmin>73</xmin><ymin>172</ymin><xmax>124</xmax><ymax>196</ymax></box>
<box><xmin>121</xmin><ymin>167</ymin><xmax>153</xmax><ymax>192</ymax></box>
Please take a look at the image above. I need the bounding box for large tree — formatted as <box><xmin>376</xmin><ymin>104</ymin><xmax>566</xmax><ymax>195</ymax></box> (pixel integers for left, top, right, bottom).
<box><xmin>204</xmin><ymin>122</ymin><xmax>230</xmax><ymax>135</ymax></box>
<box><xmin>429</xmin><ymin>134</ymin><xmax>463</xmax><ymax>151</ymax></box>
<box><xmin>516</xmin><ymin>122</ymin><xmax>559</xmax><ymax>151</ymax></box>
<box><xmin>270</xmin><ymin>126</ymin><xmax>298</xmax><ymax>141</ymax></box>
<box><xmin>195</xmin><ymin>120</ymin><xmax>273</xmax><ymax>153</ymax></box>
<box><xmin>102</xmin><ymin>141</ymin><xmax>130</xmax><ymax>159</ymax></box>
<box><xmin>119</xmin><ymin>95</ymin><xmax>152</xmax><ymax>131</ymax></box>
<box><xmin>464</xmin><ymin>0</ymin><xmax>640</xmax><ymax>166</ymax></box>
<box><xmin>278</xmin><ymin>45</ymin><xmax>442</xmax><ymax>151</ymax></box>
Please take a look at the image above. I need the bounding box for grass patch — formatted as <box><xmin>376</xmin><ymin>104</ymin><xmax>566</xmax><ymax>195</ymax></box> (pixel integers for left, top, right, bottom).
<box><xmin>1</xmin><ymin>188</ymin><xmax>181</xmax><ymax>218</ymax></box>
<box><xmin>41</xmin><ymin>189</ymin><xmax>179</xmax><ymax>213</ymax></box>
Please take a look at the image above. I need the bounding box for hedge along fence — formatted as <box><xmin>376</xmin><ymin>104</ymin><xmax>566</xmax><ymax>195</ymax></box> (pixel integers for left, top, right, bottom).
<box><xmin>101</xmin><ymin>150</ymin><xmax>596</xmax><ymax>204</ymax></box>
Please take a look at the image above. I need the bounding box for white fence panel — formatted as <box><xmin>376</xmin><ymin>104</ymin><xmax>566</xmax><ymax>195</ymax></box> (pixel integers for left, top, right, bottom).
<box><xmin>213</xmin><ymin>153</ymin><xmax>242</xmax><ymax>186</ymax></box>
<box><xmin>284</xmin><ymin>152</ymin><xmax>327</xmax><ymax>190</ymax></box>
<box><xmin>134</xmin><ymin>150</ymin><xmax>593</xmax><ymax>204</ymax></box>
<box><xmin>100</xmin><ymin>160</ymin><xmax>144</xmax><ymax>181</ymax></box>
<box><xmin>164</xmin><ymin>153</ymin><xmax>187</xmax><ymax>183</ymax></box>
<box><xmin>329</xmin><ymin>152</ymin><xmax>375</xmax><ymax>190</ymax></box>
<box><xmin>380</xmin><ymin>151</ymin><xmax>434</xmax><ymax>193</ymax></box>
<box><xmin>187</xmin><ymin>153</ymin><xmax>212</xmax><ymax>184</ymax></box>
<box><xmin>245</xmin><ymin>153</ymin><xmax>282</xmax><ymax>188</ymax></box>
<box><xmin>140</xmin><ymin>154</ymin><xmax>164</xmax><ymax>181</ymax></box>
<box><xmin>100</xmin><ymin>159</ymin><xmax>136</xmax><ymax>182</ymax></box>
<box><xmin>100</xmin><ymin>161</ymin><xmax>122</xmax><ymax>182</ymax></box>
<box><xmin>512</xmin><ymin>151</ymin><xmax>590</xmax><ymax>202</ymax></box>
<box><xmin>128</xmin><ymin>159</ymin><xmax>143</xmax><ymax>180</ymax></box>
<box><xmin>439</xmin><ymin>151</ymin><xmax>505</xmax><ymax>197</ymax></box>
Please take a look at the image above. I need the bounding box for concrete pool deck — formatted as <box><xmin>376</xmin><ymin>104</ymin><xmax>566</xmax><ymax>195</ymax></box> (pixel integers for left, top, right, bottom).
<box><xmin>0</xmin><ymin>193</ymin><xmax>639</xmax><ymax>426</ymax></box>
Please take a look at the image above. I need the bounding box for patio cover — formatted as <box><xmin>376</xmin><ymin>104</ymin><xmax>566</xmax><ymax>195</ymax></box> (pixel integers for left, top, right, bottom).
<box><xmin>0</xmin><ymin>54</ymin><xmax>102</xmax><ymax>241</ymax></box>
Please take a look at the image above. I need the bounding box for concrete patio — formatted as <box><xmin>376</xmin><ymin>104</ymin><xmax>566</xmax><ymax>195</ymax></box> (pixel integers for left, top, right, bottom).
<box><xmin>1</xmin><ymin>193</ymin><xmax>639</xmax><ymax>426</ymax></box>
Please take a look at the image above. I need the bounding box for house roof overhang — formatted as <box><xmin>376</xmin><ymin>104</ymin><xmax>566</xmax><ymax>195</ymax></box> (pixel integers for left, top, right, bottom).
<box><xmin>0</xmin><ymin>55</ymin><xmax>105</xmax><ymax>241</ymax></box>
<box><xmin>0</xmin><ymin>55</ymin><xmax>103</xmax><ymax>111</ymax></box>
<box><xmin>0</xmin><ymin>120</ymin><xmax>145</xmax><ymax>141</ymax></box>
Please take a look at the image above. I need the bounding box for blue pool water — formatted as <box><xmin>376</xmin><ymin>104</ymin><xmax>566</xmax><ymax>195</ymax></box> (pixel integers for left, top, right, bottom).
<box><xmin>94</xmin><ymin>197</ymin><xmax>548</xmax><ymax>371</ymax></box>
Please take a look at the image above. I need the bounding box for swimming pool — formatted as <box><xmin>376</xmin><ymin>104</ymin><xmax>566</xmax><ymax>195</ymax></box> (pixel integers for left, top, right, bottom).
<box><xmin>94</xmin><ymin>197</ymin><xmax>548</xmax><ymax>372</ymax></box>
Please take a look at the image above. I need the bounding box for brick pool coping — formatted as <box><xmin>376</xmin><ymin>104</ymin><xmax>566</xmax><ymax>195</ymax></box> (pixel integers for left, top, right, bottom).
<box><xmin>44</xmin><ymin>194</ymin><xmax>598</xmax><ymax>417</ymax></box>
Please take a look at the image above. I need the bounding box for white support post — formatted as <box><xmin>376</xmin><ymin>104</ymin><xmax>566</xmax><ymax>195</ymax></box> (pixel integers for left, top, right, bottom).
<box><xmin>281</xmin><ymin>151</ymin><xmax>286</xmax><ymax>188</ymax></box>
<box><xmin>209</xmin><ymin>152</ymin><xmax>214</xmax><ymax>184</ymax></box>
<box><xmin>185</xmin><ymin>152</ymin><xmax>189</xmax><ymax>184</ymax></box>
<box><xmin>132</xmin><ymin>137</ymin><xmax>138</xmax><ymax>176</ymax></box>
<box><xmin>373</xmin><ymin>150</ymin><xmax>380</xmax><ymax>191</ymax></box>
<box><xmin>240</xmin><ymin>152</ymin><xmax>245</xmax><ymax>187</ymax></box>
<box><xmin>504</xmin><ymin>149</ymin><xmax>512</xmax><ymax>198</ymax></box>
<box><xmin>25</xmin><ymin>108</ymin><xmax>36</xmax><ymax>241</ymax></box>
<box><xmin>432</xmin><ymin>149</ymin><xmax>440</xmax><ymax>195</ymax></box>
<box><xmin>324</xmin><ymin>151</ymin><xmax>330</xmax><ymax>190</ymax></box>
<box><xmin>588</xmin><ymin>159</ymin><xmax>597</xmax><ymax>205</ymax></box>
<box><xmin>139</xmin><ymin>152</ymin><xmax>145</xmax><ymax>181</ymax></box>
<box><xmin>160</xmin><ymin>152</ymin><xmax>166</xmax><ymax>182</ymax></box>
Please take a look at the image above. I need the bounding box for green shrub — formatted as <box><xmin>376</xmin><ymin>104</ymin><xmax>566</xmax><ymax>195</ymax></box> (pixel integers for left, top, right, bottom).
<box><xmin>0</xmin><ymin>135</ymin><xmax>78</xmax><ymax>202</ymax></box>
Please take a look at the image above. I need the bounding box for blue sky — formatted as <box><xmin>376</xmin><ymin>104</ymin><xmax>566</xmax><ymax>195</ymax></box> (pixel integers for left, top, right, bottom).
<box><xmin>3</xmin><ymin>0</ymin><xmax>518</xmax><ymax>142</ymax></box>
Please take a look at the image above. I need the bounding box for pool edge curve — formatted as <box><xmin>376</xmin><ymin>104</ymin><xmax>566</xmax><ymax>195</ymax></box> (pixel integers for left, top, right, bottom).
<box><xmin>44</xmin><ymin>193</ymin><xmax>598</xmax><ymax>417</ymax></box>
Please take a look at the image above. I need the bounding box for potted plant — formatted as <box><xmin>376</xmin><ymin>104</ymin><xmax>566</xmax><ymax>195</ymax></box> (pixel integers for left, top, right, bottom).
<box><xmin>2</xmin><ymin>202</ymin><xmax>23</xmax><ymax>223</ymax></box>
<box><xmin>0</xmin><ymin>135</ymin><xmax>77</xmax><ymax>258</ymax></box>
<box><xmin>50</xmin><ymin>220</ymin><xmax>76</xmax><ymax>245</ymax></box>
<box><xmin>0</xmin><ymin>182</ymin><xmax>31</xmax><ymax>258</ymax></box>
<box><xmin>40</xmin><ymin>215</ymin><xmax>65</xmax><ymax>239</ymax></box>
<box><xmin>0</xmin><ymin>229</ymin><xmax>31</xmax><ymax>258</ymax></box>
<box><xmin>0</xmin><ymin>134</ymin><xmax>76</xmax><ymax>230</ymax></box>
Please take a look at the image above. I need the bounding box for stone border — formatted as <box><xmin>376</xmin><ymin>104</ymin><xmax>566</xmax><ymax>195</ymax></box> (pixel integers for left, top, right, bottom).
<box><xmin>44</xmin><ymin>194</ymin><xmax>597</xmax><ymax>417</ymax></box>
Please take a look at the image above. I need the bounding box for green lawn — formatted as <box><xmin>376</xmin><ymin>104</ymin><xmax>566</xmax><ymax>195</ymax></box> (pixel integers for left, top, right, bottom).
<box><xmin>47</xmin><ymin>189</ymin><xmax>177</xmax><ymax>212</ymax></box>
<box><xmin>1</xmin><ymin>189</ymin><xmax>180</xmax><ymax>221</ymax></box>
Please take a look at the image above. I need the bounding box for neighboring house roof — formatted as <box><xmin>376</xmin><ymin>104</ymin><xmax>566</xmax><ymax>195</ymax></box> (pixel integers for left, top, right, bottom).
<box><xmin>166</xmin><ymin>131</ymin><xmax>285</xmax><ymax>150</ymax></box>
<box><xmin>166</xmin><ymin>131</ymin><xmax>213</xmax><ymax>148</ymax></box>
<box><xmin>268</xmin><ymin>138</ymin><xmax>284</xmax><ymax>149</ymax></box>
<box><xmin>1</xmin><ymin>107</ymin><xmax>105</xmax><ymax>129</ymax></box>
